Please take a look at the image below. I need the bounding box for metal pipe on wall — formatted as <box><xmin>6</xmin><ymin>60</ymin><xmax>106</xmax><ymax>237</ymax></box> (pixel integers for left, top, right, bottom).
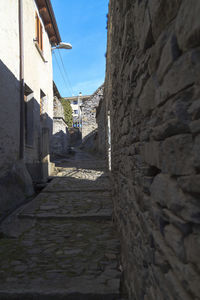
<box><xmin>19</xmin><ymin>0</ymin><xmax>25</xmax><ymax>159</ymax></box>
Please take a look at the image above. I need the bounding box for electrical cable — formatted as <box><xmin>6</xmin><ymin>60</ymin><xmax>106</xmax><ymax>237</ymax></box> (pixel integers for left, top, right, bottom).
<box><xmin>53</xmin><ymin>50</ymin><xmax>73</xmax><ymax>96</ymax></box>
<box><xmin>57</xmin><ymin>49</ymin><xmax>74</xmax><ymax>96</ymax></box>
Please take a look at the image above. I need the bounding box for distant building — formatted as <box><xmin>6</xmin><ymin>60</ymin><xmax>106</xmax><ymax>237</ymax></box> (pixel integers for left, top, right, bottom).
<box><xmin>64</xmin><ymin>93</ymin><xmax>90</xmax><ymax>129</ymax></box>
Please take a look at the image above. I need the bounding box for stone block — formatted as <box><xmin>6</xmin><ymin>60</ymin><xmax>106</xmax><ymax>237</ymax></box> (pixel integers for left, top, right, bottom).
<box><xmin>152</xmin><ymin>266</ymin><xmax>175</xmax><ymax>300</ymax></box>
<box><xmin>177</xmin><ymin>175</ymin><xmax>200</xmax><ymax>194</ymax></box>
<box><xmin>163</xmin><ymin>209</ymin><xmax>192</xmax><ymax>237</ymax></box>
<box><xmin>193</xmin><ymin>134</ymin><xmax>200</xmax><ymax>170</ymax></box>
<box><xmin>184</xmin><ymin>232</ymin><xmax>200</xmax><ymax>267</ymax></box>
<box><xmin>150</xmin><ymin>174</ymin><xmax>186</xmax><ymax>212</ymax></box>
<box><xmin>157</xmin><ymin>34</ymin><xmax>181</xmax><ymax>82</ymax></box>
<box><xmin>143</xmin><ymin>134</ymin><xmax>194</xmax><ymax>175</ymax></box>
<box><xmin>152</xmin><ymin>118</ymin><xmax>189</xmax><ymax>141</ymax></box>
<box><xmin>164</xmin><ymin>224</ymin><xmax>186</xmax><ymax>262</ymax></box>
<box><xmin>140</xmin><ymin>8</ymin><xmax>154</xmax><ymax>51</ymax></box>
<box><xmin>133</xmin><ymin>1</ymin><xmax>148</xmax><ymax>48</ymax></box>
<box><xmin>165</xmin><ymin>270</ymin><xmax>195</xmax><ymax>300</ymax></box>
<box><xmin>12</xmin><ymin>160</ymin><xmax>34</xmax><ymax>197</ymax></box>
<box><xmin>180</xmin><ymin>200</ymin><xmax>200</xmax><ymax>225</ymax></box>
<box><xmin>53</xmin><ymin>97</ymin><xmax>64</xmax><ymax>118</ymax></box>
<box><xmin>189</xmin><ymin>120</ymin><xmax>200</xmax><ymax>134</ymax></box>
<box><xmin>0</xmin><ymin>160</ymin><xmax>34</xmax><ymax>218</ymax></box>
<box><xmin>149</xmin><ymin>0</ymin><xmax>181</xmax><ymax>41</ymax></box>
<box><xmin>160</xmin><ymin>134</ymin><xmax>194</xmax><ymax>175</ymax></box>
<box><xmin>148</xmin><ymin>30</ymin><xmax>168</xmax><ymax>74</ymax></box>
<box><xmin>155</xmin><ymin>50</ymin><xmax>200</xmax><ymax>107</ymax></box>
<box><xmin>121</xmin><ymin>116</ymin><xmax>129</xmax><ymax>135</ymax></box>
<box><xmin>142</xmin><ymin>141</ymin><xmax>161</xmax><ymax>169</ymax></box>
<box><xmin>154</xmin><ymin>250</ymin><xmax>170</xmax><ymax>274</ymax></box>
<box><xmin>142</xmin><ymin>176</ymin><xmax>154</xmax><ymax>195</ymax></box>
<box><xmin>134</xmin><ymin>73</ymin><xmax>149</xmax><ymax>99</ymax></box>
<box><xmin>151</xmin><ymin>174</ymin><xmax>200</xmax><ymax>224</ymax></box>
<box><xmin>175</xmin><ymin>0</ymin><xmax>200</xmax><ymax>51</ymax></box>
<box><xmin>138</xmin><ymin>77</ymin><xmax>156</xmax><ymax>116</ymax></box>
<box><xmin>188</xmin><ymin>99</ymin><xmax>200</xmax><ymax>121</ymax></box>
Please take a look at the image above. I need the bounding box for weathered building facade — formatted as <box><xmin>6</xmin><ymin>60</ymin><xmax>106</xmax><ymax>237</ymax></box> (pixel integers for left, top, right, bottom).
<box><xmin>51</xmin><ymin>96</ymin><xmax>70</xmax><ymax>157</ymax></box>
<box><xmin>105</xmin><ymin>0</ymin><xmax>200</xmax><ymax>299</ymax></box>
<box><xmin>0</xmin><ymin>0</ymin><xmax>61</xmax><ymax>217</ymax></box>
<box><xmin>81</xmin><ymin>85</ymin><xmax>104</xmax><ymax>141</ymax></box>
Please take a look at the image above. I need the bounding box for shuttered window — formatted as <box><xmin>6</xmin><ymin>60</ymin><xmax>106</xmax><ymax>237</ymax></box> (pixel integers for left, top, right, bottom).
<box><xmin>35</xmin><ymin>12</ymin><xmax>43</xmax><ymax>52</ymax></box>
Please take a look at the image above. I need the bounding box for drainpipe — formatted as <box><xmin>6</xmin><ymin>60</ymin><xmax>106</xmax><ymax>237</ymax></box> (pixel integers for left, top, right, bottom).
<box><xmin>78</xmin><ymin>92</ymin><xmax>82</xmax><ymax>132</ymax></box>
<box><xmin>107</xmin><ymin>110</ymin><xmax>111</xmax><ymax>171</ymax></box>
<box><xmin>19</xmin><ymin>0</ymin><xmax>25</xmax><ymax>159</ymax></box>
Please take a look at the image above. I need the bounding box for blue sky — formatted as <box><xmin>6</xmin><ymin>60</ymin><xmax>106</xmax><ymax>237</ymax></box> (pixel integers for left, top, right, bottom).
<box><xmin>51</xmin><ymin>0</ymin><xmax>109</xmax><ymax>97</ymax></box>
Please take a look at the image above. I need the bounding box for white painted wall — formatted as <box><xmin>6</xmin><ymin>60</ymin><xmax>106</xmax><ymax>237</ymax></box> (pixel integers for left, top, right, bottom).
<box><xmin>0</xmin><ymin>0</ymin><xmax>20</xmax><ymax>80</ymax></box>
<box><xmin>24</xmin><ymin>0</ymin><xmax>53</xmax><ymax>121</ymax></box>
<box><xmin>0</xmin><ymin>0</ymin><xmax>20</xmax><ymax>176</ymax></box>
<box><xmin>70</xmin><ymin>99</ymin><xmax>83</xmax><ymax>117</ymax></box>
<box><xmin>23</xmin><ymin>0</ymin><xmax>54</xmax><ymax>165</ymax></box>
<box><xmin>0</xmin><ymin>0</ymin><xmax>54</xmax><ymax>177</ymax></box>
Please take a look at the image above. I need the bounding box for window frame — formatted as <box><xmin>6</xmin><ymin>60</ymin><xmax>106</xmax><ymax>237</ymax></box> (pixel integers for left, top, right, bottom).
<box><xmin>35</xmin><ymin>12</ymin><xmax>43</xmax><ymax>52</ymax></box>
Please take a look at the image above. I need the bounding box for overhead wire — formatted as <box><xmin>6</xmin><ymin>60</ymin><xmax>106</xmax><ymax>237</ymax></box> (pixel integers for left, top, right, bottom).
<box><xmin>52</xmin><ymin>50</ymin><xmax>73</xmax><ymax>96</ymax></box>
<box><xmin>57</xmin><ymin>49</ymin><xmax>74</xmax><ymax>96</ymax></box>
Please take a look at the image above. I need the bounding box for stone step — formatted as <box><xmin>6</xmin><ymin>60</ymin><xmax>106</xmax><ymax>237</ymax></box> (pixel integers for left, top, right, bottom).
<box><xmin>42</xmin><ymin>179</ymin><xmax>110</xmax><ymax>193</ymax></box>
<box><xmin>18</xmin><ymin>213</ymin><xmax>112</xmax><ymax>220</ymax></box>
<box><xmin>0</xmin><ymin>219</ymin><xmax>121</xmax><ymax>299</ymax></box>
<box><xmin>17</xmin><ymin>191</ymin><xmax>112</xmax><ymax>217</ymax></box>
<box><xmin>0</xmin><ymin>292</ymin><xmax>121</xmax><ymax>300</ymax></box>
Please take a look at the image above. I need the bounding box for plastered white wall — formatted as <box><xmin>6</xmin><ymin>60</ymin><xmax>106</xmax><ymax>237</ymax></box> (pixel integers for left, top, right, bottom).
<box><xmin>0</xmin><ymin>0</ymin><xmax>20</xmax><ymax>176</ymax></box>
<box><xmin>23</xmin><ymin>0</ymin><xmax>53</xmax><ymax>120</ymax></box>
<box><xmin>0</xmin><ymin>0</ymin><xmax>54</xmax><ymax>176</ymax></box>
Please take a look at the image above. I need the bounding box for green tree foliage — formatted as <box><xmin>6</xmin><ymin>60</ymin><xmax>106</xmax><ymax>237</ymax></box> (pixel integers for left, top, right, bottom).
<box><xmin>60</xmin><ymin>98</ymin><xmax>73</xmax><ymax>128</ymax></box>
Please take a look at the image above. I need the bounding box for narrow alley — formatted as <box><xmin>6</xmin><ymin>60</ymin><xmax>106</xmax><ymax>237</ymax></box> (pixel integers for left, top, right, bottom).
<box><xmin>0</xmin><ymin>150</ymin><xmax>122</xmax><ymax>299</ymax></box>
<box><xmin>1</xmin><ymin>1</ymin><xmax>200</xmax><ymax>299</ymax></box>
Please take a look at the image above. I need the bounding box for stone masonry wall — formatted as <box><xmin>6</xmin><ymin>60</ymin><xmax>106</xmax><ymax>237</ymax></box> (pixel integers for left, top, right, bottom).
<box><xmin>53</xmin><ymin>96</ymin><xmax>65</xmax><ymax>118</ymax></box>
<box><xmin>51</xmin><ymin>97</ymin><xmax>69</xmax><ymax>157</ymax></box>
<box><xmin>96</xmin><ymin>97</ymin><xmax>107</xmax><ymax>157</ymax></box>
<box><xmin>105</xmin><ymin>1</ymin><xmax>200</xmax><ymax>299</ymax></box>
<box><xmin>81</xmin><ymin>85</ymin><xmax>104</xmax><ymax>142</ymax></box>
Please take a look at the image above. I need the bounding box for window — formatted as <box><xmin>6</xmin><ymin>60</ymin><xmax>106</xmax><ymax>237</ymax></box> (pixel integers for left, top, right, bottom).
<box><xmin>74</xmin><ymin>110</ymin><xmax>78</xmax><ymax>114</ymax></box>
<box><xmin>73</xmin><ymin>122</ymin><xmax>80</xmax><ymax>128</ymax></box>
<box><xmin>73</xmin><ymin>100</ymin><xmax>78</xmax><ymax>104</ymax></box>
<box><xmin>35</xmin><ymin>12</ymin><xmax>43</xmax><ymax>52</ymax></box>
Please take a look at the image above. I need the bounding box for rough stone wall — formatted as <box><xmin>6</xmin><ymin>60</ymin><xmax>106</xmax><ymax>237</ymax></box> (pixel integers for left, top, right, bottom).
<box><xmin>96</xmin><ymin>98</ymin><xmax>106</xmax><ymax>157</ymax></box>
<box><xmin>53</xmin><ymin>96</ymin><xmax>65</xmax><ymax>118</ymax></box>
<box><xmin>105</xmin><ymin>1</ymin><xmax>200</xmax><ymax>299</ymax></box>
<box><xmin>81</xmin><ymin>85</ymin><xmax>104</xmax><ymax>141</ymax></box>
<box><xmin>50</xmin><ymin>97</ymin><xmax>69</xmax><ymax>157</ymax></box>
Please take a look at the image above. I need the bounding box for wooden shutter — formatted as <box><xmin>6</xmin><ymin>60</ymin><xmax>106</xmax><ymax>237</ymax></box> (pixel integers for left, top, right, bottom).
<box><xmin>35</xmin><ymin>12</ymin><xmax>43</xmax><ymax>52</ymax></box>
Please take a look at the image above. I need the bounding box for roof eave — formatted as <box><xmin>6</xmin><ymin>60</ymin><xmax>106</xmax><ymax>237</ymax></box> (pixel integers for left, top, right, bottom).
<box><xmin>45</xmin><ymin>0</ymin><xmax>61</xmax><ymax>45</ymax></box>
<box><xmin>35</xmin><ymin>0</ymin><xmax>61</xmax><ymax>45</ymax></box>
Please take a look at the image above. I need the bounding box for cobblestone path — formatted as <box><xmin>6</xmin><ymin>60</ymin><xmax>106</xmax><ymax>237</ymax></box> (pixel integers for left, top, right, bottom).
<box><xmin>0</xmin><ymin>150</ymin><xmax>122</xmax><ymax>299</ymax></box>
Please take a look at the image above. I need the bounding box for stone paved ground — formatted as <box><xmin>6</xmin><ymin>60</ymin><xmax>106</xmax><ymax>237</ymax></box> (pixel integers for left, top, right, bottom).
<box><xmin>0</xmin><ymin>150</ymin><xmax>124</xmax><ymax>300</ymax></box>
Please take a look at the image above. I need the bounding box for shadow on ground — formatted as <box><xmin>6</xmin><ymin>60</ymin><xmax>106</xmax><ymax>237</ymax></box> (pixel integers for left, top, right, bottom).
<box><xmin>0</xmin><ymin>149</ymin><xmax>126</xmax><ymax>299</ymax></box>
